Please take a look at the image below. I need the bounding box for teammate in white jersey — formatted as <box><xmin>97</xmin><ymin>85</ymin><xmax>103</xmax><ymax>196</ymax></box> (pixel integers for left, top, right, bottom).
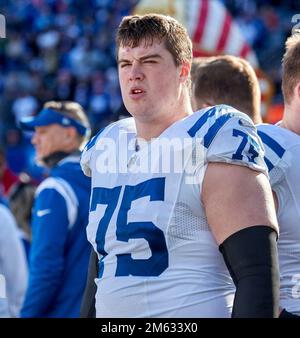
<box><xmin>192</xmin><ymin>53</ymin><xmax>300</xmax><ymax>317</ymax></box>
<box><xmin>80</xmin><ymin>14</ymin><xmax>279</xmax><ymax>318</ymax></box>
<box><xmin>257</xmin><ymin>124</ymin><xmax>300</xmax><ymax>317</ymax></box>
<box><xmin>268</xmin><ymin>31</ymin><xmax>300</xmax><ymax>317</ymax></box>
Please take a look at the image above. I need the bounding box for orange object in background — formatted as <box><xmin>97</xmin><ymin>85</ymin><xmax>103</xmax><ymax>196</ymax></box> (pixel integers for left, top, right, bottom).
<box><xmin>264</xmin><ymin>103</ymin><xmax>284</xmax><ymax>124</ymax></box>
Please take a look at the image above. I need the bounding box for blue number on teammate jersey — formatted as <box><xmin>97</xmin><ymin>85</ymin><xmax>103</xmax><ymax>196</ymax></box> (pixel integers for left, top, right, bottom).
<box><xmin>90</xmin><ymin>177</ymin><xmax>168</xmax><ymax>277</ymax></box>
<box><xmin>232</xmin><ymin>129</ymin><xmax>259</xmax><ymax>163</ymax></box>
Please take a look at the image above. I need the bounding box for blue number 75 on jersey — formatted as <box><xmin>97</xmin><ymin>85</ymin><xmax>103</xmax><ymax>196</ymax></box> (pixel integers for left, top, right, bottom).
<box><xmin>232</xmin><ymin>128</ymin><xmax>260</xmax><ymax>163</ymax></box>
<box><xmin>90</xmin><ymin>177</ymin><xmax>169</xmax><ymax>278</ymax></box>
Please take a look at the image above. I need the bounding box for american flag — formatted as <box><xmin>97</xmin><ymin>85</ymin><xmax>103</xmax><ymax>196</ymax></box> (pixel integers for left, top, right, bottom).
<box><xmin>188</xmin><ymin>0</ymin><xmax>258</xmax><ymax>68</ymax></box>
<box><xmin>134</xmin><ymin>0</ymin><xmax>258</xmax><ymax>67</ymax></box>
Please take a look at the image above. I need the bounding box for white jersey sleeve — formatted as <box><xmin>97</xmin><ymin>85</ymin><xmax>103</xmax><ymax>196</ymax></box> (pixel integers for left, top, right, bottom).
<box><xmin>278</xmin><ymin>144</ymin><xmax>300</xmax><ymax>199</ymax></box>
<box><xmin>257</xmin><ymin>124</ymin><xmax>287</xmax><ymax>186</ymax></box>
<box><xmin>193</xmin><ymin>105</ymin><xmax>268</xmax><ymax>175</ymax></box>
<box><xmin>80</xmin><ymin>125</ymin><xmax>113</xmax><ymax>177</ymax></box>
<box><xmin>80</xmin><ymin>133</ymin><xmax>101</xmax><ymax>177</ymax></box>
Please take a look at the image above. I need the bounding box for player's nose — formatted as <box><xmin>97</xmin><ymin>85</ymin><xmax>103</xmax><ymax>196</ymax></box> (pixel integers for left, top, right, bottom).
<box><xmin>129</xmin><ymin>61</ymin><xmax>145</xmax><ymax>81</ymax></box>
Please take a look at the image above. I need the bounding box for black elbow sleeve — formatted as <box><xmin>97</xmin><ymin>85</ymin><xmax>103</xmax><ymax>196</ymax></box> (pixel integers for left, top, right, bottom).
<box><xmin>219</xmin><ymin>225</ymin><xmax>280</xmax><ymax>318</ymax></box>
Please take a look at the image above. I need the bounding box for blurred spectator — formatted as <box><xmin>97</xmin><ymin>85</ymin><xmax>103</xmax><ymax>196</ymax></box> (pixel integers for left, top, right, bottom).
<box><xmin>9</xmin><ymin>175</ymin><xmax>37</xmax><ymax>261</ymax></box>
<box><xmin>89</xmin><ymin>70</ymin><xmax>112</xmax><ymax>129</ymax></box>
<box><xmin>0</xmin><ymin>145</ymin><xmax>19</xmax><ymax>197</ymax></box>
<box><xmin>224</xmin><ymin>0</ymin><xmax>295</xmax><ymax>101</ymax></box>
<box><xmin>3</xmin><ymin>128</ymin><xmax>29</xmax><ymax>175</ymax></box>
<box><xmin>12</xmin><ymin>92</ymin><xmax>39</xmax><ymax>127</ymax></box>
<box><xmin>55</xmin><ymin>68</ymin><xmax>74</xmax><ymax>101</ymax></box>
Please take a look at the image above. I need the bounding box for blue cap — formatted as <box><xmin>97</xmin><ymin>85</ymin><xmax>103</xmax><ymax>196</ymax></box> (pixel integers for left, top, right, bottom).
<box><xmin>20</xmin><ymin>108</ymin><xmax>90</xmax><ymax>136</ymax></box>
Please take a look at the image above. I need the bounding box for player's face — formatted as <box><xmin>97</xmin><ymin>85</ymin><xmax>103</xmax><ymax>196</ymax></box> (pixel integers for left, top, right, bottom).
<box><xmin>31</xmin><ymin>124</ymin><xmax>70</xmax><ymax>161</ymax></box>
<box><xmin>118</xmin><ymin>40</ymin><xmax>183</xmax><ymax>123</ymax></box>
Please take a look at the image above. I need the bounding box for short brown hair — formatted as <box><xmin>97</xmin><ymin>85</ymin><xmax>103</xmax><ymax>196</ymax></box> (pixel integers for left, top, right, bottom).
<box><xmin>190</xmin><ymin>56</ymin><xmax>212</xmax><ymax>83</ymax></box>
<box><xmin>192</xmin><ymin>55</ymin><xmax>262</xmax><ymax>123</ymax></box>
<box><xmin>281</xmin><ymin>31</ymin><xmax>300</xmax><ymax>105</ymax></box>
<box><xmin>43</xmin><ymin>101</ymin><xmax>91</xmax><ymax>148</ymax></box>
<box><xmin>116</xmin><ymin>13</ymin><xmax>193</xmax><ymax>67</ymax></box>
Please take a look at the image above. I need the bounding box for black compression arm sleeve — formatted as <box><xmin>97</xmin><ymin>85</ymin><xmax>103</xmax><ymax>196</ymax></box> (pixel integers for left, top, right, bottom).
<box><xmin>219</xmin><ymin>225</ymin><xmax>280</xmax><ymax>318</ymax></box>
<box><xmin>80</xmin><ymin>249</ymin><xmax>98</xmax><ymax>318</ymax></box>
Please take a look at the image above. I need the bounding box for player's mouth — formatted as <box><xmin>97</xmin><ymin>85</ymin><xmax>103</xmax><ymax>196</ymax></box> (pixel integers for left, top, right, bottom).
<box><xmin>129</xmin><ymin>87</ymin><xmax>145</xmax><ymax>100</ymax></box>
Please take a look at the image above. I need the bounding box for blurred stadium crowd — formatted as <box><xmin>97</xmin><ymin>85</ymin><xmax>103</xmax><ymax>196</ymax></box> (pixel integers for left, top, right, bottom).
<box><xmin>0</xmin><ymin>0</ymin><xmax>298</xmax><ymax>181</ymax></box>
<box><xmin>0</xmin><ymin>0</ymin><xmax>138</xmax><ymax>182</ymax></box>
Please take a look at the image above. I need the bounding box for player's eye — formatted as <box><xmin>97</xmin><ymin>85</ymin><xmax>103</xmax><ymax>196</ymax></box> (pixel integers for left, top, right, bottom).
<box><xmin>119</xmin><ymin>63</ymin><xmax>131</xmax><ymax>68</ymax></box>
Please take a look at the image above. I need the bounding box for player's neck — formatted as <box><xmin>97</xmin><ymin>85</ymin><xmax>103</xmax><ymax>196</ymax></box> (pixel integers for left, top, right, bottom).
<box><xmin>282</xmin><ymin>104</ymin><xmax>300</xmax><ymax>135</ymax></box>
<box><xmin>135</xmin><ymin>98</ymin><xmax>193</xmax><ymax>140</ymax></box>
<box><xmin>136</xmin><ymin>109</ymin><xmax>192</xmax><ymax>140</ymax></box>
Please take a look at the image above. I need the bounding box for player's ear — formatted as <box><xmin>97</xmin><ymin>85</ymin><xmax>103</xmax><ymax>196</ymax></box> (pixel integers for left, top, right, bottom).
<box><xmin>179</xmin><ymin>61</ymin><xmax>191</xmax><ymax>84</ymax></box>
<box><xmin>295</xmin><ymin>81</ymin><xmax>300</xmax><ymax>101</ymax></box>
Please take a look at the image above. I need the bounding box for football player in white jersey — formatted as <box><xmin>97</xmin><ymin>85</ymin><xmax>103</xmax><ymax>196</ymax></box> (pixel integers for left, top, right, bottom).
<box><xmin>192</xmin><ymin>53</ymin><xmax>300</xmax><ymax>317</ymax></box>
<box><xmin>80</xmin><ymin>14</ymin><xmax>279</xmax><ymax>318</ymax></box>
<box><xmin>268</xmin><ymin>32</ymin><xmax>300</xmax><ymax>317</ymax></box>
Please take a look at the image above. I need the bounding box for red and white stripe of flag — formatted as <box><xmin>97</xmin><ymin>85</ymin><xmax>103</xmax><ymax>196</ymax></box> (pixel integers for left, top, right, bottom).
<box><xmin>187</xmin><ymin>0</ymin><xmax>258</xmax><ymax>68</ymax></box>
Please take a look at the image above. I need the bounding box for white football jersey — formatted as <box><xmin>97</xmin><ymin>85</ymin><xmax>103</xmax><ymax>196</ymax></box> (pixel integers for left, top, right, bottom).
<box><xmin>81</xmin><ymin>105</ymin><xmax>267</xmax><ymax>318</ymax></box>
<box><xmin>257</xmin><ymin>123</ymin><xmax>300</xmax><ymax>315</ymax></box>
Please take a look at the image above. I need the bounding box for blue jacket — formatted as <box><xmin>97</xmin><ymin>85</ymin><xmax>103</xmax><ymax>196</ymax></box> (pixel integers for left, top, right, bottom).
<box><xmin>21</xmin><ymin>154</ymin><xmax>91</xmax><ymax>317</ymax></box>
